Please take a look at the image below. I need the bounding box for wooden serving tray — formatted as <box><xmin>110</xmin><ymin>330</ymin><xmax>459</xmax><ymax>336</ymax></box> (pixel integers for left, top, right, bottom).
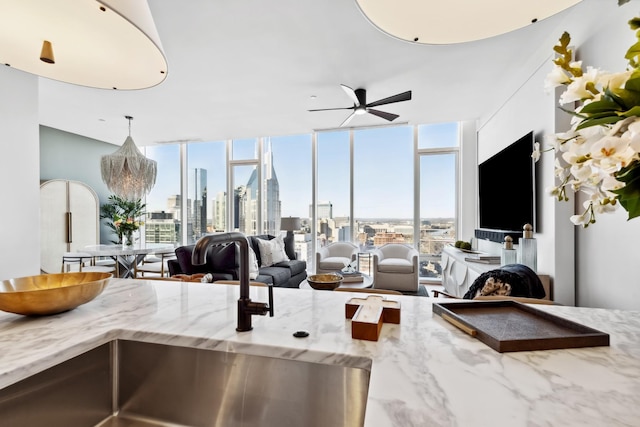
<box><xmin>432</xmin><ymin>300</ymin><xmax>610</xmax><ymax>353</ymax></box>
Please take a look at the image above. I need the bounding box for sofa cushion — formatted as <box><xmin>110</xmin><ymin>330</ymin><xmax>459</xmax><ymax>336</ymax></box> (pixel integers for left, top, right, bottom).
<box><xmin>255</xmin><ymin>274</ymin><xmax>274</xmax><ymax>285</ymax></box>
<box><xmin>378</xmin><ymin>258</ymin><xmax>414</xmax><ymax>274</ymax></box>
<box><xmin>175</xmin><ymin>245</ymin><xmax>208</xmax><ymax>275</ymax></box>
<box><xmin>257</xmin><ymin>235</ymin><xmax>289</xmax><ymax>267</ymax></box>
<box><xmin>274</xmin><ymin>259</ymin><xmax>306</xmax><ymax>276</ymax></box>
<box><xmin>207</xmin><ymin>243</ymin><xmax>237</xmax><ymax>272</ymax></box>
<box><xmin>247</xmin><ymin>235</ymin><xmax>272</xmax><ymax>266</ymax></box>
<box><xmin>258</xmin><ymin>266</ymin><xmax>291</xmax><ymax>286</ymax></box>
<box><xmin>248</xmin><ymin>247</ymin><xmax>260</xmax><ymax>280</ymax></box>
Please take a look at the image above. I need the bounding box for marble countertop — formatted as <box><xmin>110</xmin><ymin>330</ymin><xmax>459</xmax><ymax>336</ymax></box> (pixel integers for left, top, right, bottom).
<box><xmin>0</xmin><ymin>278</ymin><xmax>639</xmax><ymax>426</ymax></box>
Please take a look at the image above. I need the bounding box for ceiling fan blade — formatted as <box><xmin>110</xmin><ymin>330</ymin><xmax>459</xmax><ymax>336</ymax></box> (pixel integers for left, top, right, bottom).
<box><xmin>367</xmin><ymin>90</ymin><xmax>412</xmax><ymax>108</ymax></box>
<box><xmin>308</xmin><ymin>107</ymin><xmax>353</xmax><ymax>112</ymax></box>
<box><xmin>367</xmin><ymin>108</ymin><xmax>399</xmax><ymax>121</ymax></box>
<box><xmin>340</xmin><ymin>112</ymin><xmax>357</xmax><ymax>127</ymax></box>
<box><xmin>341</xmin><ymin>84</ymin><xmax>361</xmax><ymax>107</ymax></box>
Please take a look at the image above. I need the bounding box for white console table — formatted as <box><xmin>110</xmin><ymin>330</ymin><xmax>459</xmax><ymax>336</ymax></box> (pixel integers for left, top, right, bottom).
<box><xmin>441</xmin><ymin>245</ymin><xmax>551</xmax><ymax>299</ymax></box>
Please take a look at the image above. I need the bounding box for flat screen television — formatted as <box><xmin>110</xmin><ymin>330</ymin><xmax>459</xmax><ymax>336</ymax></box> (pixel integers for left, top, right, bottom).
<box><xmin>477</xmin><ymin>131</ymin><xmax>536</xmax><ymax>242</ymax></box>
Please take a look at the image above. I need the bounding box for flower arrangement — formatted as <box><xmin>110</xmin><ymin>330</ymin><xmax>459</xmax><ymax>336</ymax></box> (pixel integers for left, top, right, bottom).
<box><xmin>113</xmin><ymin>216</ymin><xmax>144</xmax><ymax>233</ymax></box>
<box><xmin>100</xmin><ymin>195</ymin><xmax>146</xmax><ymax>245</ymax></box>
<box><xmin>541</xmin><ymin>16</ymin><xmax>640</xmax><ymax>227</ymax></box>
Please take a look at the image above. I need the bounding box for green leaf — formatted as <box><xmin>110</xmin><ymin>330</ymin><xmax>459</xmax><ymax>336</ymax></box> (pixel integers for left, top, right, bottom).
<box><xmin>625</xmin><ymin>41</ymin><xmax>640</xmax><ymax>61</ymax></box>
<box><xmin>613</xmin><ymin>162</ymin><xmax>640</xmax><ymax>220</ymax></box>
<box><xmin>629</xmin><ymin>17</ymin><xmax>640</xmax><ymax>30</ymax></box>
<box><xmin>621</xmin><ymin>105</ymin><xmax>640</xmax><ymax>118</ymax></box>
<box><xmin>576</xmin><ymin>115</ymin><xmax>623</xmax><ymax>130</ymax></box>
<box><xmin>579</xmin><ymin>97</ymin><xmax>622</xmax><ymax>114</ymax></box>
<box><xmin>623</xmin><ymin>70</ymin><xmax>640</xmax><ymax>92</ymax></box>
<box><xmin>604</xmin><ymin>86</ymin><xmax>640</xmax><ymax>110</ymax></box>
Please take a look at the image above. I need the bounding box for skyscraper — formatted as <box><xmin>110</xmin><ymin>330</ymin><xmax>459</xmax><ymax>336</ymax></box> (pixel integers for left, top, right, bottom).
<box><xmin>239</xmin><ymin>148</ymin><xmax>281</xmax><ymax>236</ymax></box>
<box><xmin>214</xmin><ymin>191</ymin><xmax>226</xmax><ymax>231</ymax></box>
<box><xmin>311</xmin><ymin>200</ymin><xmax>333</xmax><ymax>219</ymax></box>
<box><xmin>189</xmin><ymin>168</ymin><xmax>207</xmax><ymax>242</ymax></box>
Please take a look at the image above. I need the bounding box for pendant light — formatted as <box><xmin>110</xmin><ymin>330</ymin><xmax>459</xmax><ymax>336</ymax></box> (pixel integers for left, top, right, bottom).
<box><xmin>354</xmin><ymin>0</ymin><xmax>583</xmax><ymax>44</ymax></box>
<box><xmin>101</xmin><ymin>116</ymin><xmax>157</xmax><ymax>201</ymax></box>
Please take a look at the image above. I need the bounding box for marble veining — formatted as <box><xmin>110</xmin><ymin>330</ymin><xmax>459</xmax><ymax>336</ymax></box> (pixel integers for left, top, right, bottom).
<box><xmin>0</xmin><ymin>278</ymin><xmax>639</xmax><ymax>426</ymax></box>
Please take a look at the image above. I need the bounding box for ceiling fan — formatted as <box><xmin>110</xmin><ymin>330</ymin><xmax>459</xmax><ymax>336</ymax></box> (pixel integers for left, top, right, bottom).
<box><xmin>308</xmin><ymin>84</ymin><xmax>412</xmax><ymax>127</ymax></box>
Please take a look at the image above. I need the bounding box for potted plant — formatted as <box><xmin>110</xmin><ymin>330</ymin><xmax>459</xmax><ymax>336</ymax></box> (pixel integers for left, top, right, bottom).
<box><xmin>100</xmin><ymin>195</ymin><xmax>146</xmax><ymax>246</ymax></box>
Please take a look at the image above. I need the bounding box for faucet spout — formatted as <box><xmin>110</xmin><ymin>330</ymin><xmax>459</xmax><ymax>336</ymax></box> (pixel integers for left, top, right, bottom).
<box><xmin>192</xmin><ymin>232</ymin><xmax>273</xmax><ymax>332</ymax></box>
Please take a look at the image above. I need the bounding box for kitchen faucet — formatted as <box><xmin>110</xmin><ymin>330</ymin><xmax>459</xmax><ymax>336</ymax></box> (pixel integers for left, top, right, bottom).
<box><xmin>192</xmin><ymin>232</ymin><xmax>273</xmax><ymax>331</ymax></box>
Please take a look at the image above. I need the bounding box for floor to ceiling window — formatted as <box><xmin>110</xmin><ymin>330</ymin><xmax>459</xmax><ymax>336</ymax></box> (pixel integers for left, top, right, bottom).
<box><xmin>144</xmin><ymin>145</ymin><xmax>181</xmax><ymax>246</ymax></box>
<box><xmin>418</xmin><ymin>122</ymin><xmax>459</xmax><ymax>280</ymax></box>
<box><xmin>317</xmin><ymin>131</ymin><xmax>350</xmax><ymax>248</ymax></box>
<box><xmin>186</xmin><ymin>141</ymin><xmax>226</xmax><ymax>244</ymax></box>
<box><xmin>231</xmin><ymin>139</ymin><xmax>259</xmax><ymax>235</ymax></box>
<box><xmin>266</xmin><ymin>134</ymin><xmax>312</xmax><ymax>262</ymax></box>
<box><xmin>354</xmin><ymin>126</ymin><xmax>414</xmax><ymax>273</ymax></box>
<box><xmin>142</xmin><ymin>122</ymin><xmax>460</xmax><ymax>283</ymax></box>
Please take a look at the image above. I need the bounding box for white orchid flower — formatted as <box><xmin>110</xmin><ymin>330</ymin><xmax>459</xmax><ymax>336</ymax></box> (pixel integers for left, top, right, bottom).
<box><xmin>570</xmin><ymin>212</ymin><xmax>589</xmax><ymax>226</ymax></box>
<box><xmin>590</xmin><ymin>135</ymin><xmax>636</xmax><ymax>173</ymax></box>
<box><xmin>598</xmin><ymin>70</ymin><xmax>631</xmax><ymax>91</ymax></box>
<box><xmin>531</xmin><ymin>142</ymin><xmax>541</xmax><ymax>162</ymax></box>
<box><xmin>559</xmin><ymin>67</ymin><xmax>599</xmax><ymax>105</ymax></box>
<box><xmin>545</xmin><ymin>66</ymin><xmax>571</xmax><ymax>92</ymax></box>
<box><xmin>547</xmin><ymin>185</ymin><xmax>561</xmax><ymax>197</ymax></box>
<box><xmin>601</xmin><ymin>175</ymin><xmax>625</xmax><ymax>192</ymax></box>
<box><xmin>624</xmin><ymin>119</ymin><xmax>640</xmax><ymax>152</ymax></box>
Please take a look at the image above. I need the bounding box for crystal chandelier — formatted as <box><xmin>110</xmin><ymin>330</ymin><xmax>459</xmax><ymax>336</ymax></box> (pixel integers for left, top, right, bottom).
<box><xmin>101</xmin><ymin>116</ymin><xmax>157</xmax><ymax>201</ymax></box>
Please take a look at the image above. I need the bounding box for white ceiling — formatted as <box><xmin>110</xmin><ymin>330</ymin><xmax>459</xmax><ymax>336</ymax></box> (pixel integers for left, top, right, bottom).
<box><xmin>33</xmin><ymin>0</ymin><xmax>622</xmax><ymax>147</ymax></box>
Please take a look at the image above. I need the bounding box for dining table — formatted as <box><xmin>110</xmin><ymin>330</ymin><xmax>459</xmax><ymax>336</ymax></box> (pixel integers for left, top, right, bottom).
<box><xmin>83</xmin><ymin>244</ymin><xmax>174</xmax><ymax>278</ymax></box>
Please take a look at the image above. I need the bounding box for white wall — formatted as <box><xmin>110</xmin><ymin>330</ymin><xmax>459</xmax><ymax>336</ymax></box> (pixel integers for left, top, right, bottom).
<box><xmin>477</xmin><ymin>2</ymin><xmax>640</xmax><ymax>309</ymax></box>
<box><xmin>0</xmin><ymin>66</ymin><xmax>39</xmax><ymax>280</ymax></box>
<box><xmin>571</xmin><ymin>4</ymin><xmax>640</xmax><ymax>310</ymax></box>
<box><xmin>459</xmin><ymin>120</ymin><xmax>478</xmax><ymax>242</ymax></box>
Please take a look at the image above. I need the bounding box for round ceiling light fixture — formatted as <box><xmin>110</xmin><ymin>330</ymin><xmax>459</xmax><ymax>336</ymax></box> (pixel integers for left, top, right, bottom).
<box><xmin>0</xmin><ymin>0</ymin><xmax>167</xmax><ymax>89</ymax></box>
<box><xmin>354</xmin><ymin>0</ymin><xmax>583</xmax><ymax>45</ymax></box>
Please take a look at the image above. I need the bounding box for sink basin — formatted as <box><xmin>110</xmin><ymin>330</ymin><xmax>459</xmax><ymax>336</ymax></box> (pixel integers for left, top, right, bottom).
<box><xmin>0</xmin><ymin>340</ymin><xmax>371</xmax><ymax>427</ymax></box>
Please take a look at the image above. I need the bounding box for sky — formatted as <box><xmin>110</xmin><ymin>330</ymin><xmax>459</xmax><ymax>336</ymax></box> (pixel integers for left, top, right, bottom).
<box><xmin>144</xmin><ymin>122</ymin><xmax>458</xmax><ymax>220</ymax></box>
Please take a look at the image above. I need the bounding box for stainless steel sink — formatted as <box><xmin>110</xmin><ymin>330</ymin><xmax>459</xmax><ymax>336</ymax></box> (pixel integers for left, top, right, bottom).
<box><xmin>0</xmin><ymin>340</ymin><xmax>371</xmax><ymax>427</ymax></box>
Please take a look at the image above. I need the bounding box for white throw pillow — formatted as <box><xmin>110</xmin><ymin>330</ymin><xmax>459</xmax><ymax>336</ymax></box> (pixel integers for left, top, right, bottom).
<box><xmin>256</xmin><ymin>235</ymin><xmax>290</xmax><ymax>267</ymax></box>
<box><xmin>248</xmin><ymin>247</ymin><xmax>259</xmax><ymax>280</ymax></box>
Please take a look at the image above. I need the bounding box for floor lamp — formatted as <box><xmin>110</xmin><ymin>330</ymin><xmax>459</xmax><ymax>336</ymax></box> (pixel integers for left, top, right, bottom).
<box><xmin>280</xmin><ymin>217</ymin><xmax>301</xmax><ymax>259</ymax></box>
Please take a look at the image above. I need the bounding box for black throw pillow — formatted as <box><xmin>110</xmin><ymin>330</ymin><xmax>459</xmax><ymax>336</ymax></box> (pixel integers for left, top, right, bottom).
<box><xmin>207</xmin><ymin>242</ymin><xmax>238</xmax><ymax>272</ymax></box>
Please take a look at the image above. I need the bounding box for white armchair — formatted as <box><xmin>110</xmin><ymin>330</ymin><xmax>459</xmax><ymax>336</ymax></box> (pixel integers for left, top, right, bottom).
<box><xmin>316</xmin><ymin>242</ymin><xmax>358</xmax><ymax>274</ymax></box>
<box><xmin>372</xmin><ymin>243</ymin><xmax>419</xmax><ymax>292</ymax></box>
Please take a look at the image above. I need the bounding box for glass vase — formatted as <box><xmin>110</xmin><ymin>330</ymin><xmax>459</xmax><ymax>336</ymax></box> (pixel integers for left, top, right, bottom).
<box><xmin>123</xmin><ymin>230</ymin><xmax>134</xmax><ymax>249</ymax></box>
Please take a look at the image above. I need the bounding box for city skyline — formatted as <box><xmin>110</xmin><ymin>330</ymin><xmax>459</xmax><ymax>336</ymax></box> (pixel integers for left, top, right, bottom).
<box><xmin>143</xmin><ymin>122</ymin><xmax>458</xmax><ymax>222</ymax></box>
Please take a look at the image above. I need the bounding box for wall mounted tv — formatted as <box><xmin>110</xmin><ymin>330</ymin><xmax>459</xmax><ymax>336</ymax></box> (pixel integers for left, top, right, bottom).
<box><xmin>477</xmin><ymin>131</ymin><xmax>536</xmax><ymax>243</ymax></box>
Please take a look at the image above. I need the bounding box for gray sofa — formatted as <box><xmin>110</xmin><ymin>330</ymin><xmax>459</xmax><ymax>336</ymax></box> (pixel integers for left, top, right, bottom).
<box><xmin>168</xmin><ymin>234</ymin><xmax>307</xmax><ymax>288</ymax></box>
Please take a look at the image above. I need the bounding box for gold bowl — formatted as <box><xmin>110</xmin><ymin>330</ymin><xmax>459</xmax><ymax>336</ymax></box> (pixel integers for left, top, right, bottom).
<box><xmin>307</xmin><ymin>273</ymin><xmax>343</xmax><ymax>290</ymax></box>
<box><xmin>0</xmin><ymin>272</ymin><xmax>112</xmax><ymax>316</ymax></box>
